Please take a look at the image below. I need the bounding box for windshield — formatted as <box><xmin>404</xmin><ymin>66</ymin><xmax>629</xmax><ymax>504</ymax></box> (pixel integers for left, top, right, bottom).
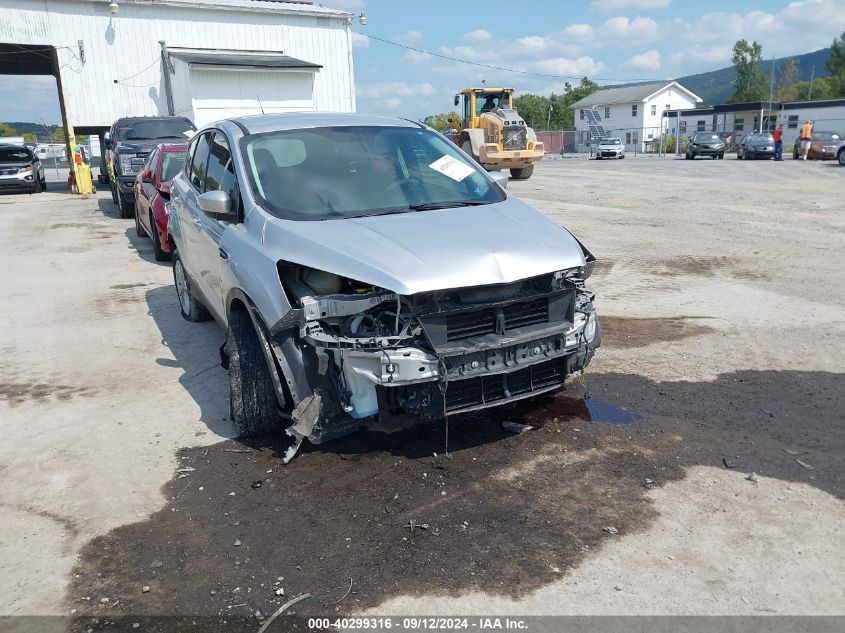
<box><xmin>115</xmin><ymin>119</ymin><xmax>195</xmax><ymax>141</ymax></box>
<box><xmin>476</xmin><ymin>93</ymin><xmax>506</xmax><ymax>114</ymax></box>
<box><xmin>0</xmin><ymin>147</ymin><xmax>33</xmax><ymax>162</ymax></box>
<box><xmin>747</xmin><ymin>134</ymin><xmax>773</xmax><ymax>143</ymax></box>
<box><xmin>241</xmin><ymin>126</ymin><xmax>505</xmax><ymax>221</ymax></box>
<box><xmin>813</xmin><ymin>132</ymin><xmax>841</xmax><ymax>141</ymax></box>
<box><xmin>161</xmin><ymin>151</ymin><xmax>187</xmax><ymax>181</ymax></box>
<box><xmin>697</xmin><ymin>134</ymin><xmax>721</xmax><ymax>141</ymax></box>
<box><xmin>601</xmin><ymin>138</ymin><xmax>622</xmax><ymax>145</ymax></box>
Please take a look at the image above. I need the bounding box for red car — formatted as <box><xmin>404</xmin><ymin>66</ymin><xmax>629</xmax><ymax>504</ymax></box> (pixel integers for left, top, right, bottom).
<box><xmin>133</xmin><ymin>143</ymin><xmax>188</xmax><ymax>261</ymax></box>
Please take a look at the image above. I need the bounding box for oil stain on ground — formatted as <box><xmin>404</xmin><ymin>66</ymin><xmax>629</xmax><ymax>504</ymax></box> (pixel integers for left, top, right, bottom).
<box><xmin>599</xmin><ymin>315</ymin><xmax>716</xmax><ymax>349</ymax></box>
<box><xmin>68</xmin><ymin>369</ymin><xmax>844</xmax><ymax>631</ymax></box>
<box><xmin>637</xmin><ymin>256</ymin><xmax>765</xmax><ymax>280</ymax></box>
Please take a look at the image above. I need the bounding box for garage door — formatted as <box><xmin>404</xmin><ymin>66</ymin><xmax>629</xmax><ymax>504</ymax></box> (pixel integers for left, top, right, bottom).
<box><xmin>189</xmin><ymin>67</ymin><xmax>316</xmax><ymax>127</ymax></box>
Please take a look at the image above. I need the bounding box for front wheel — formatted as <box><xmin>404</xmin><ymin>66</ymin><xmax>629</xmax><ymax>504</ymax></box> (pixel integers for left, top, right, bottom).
<box><xmin>118</xmin><ymin>190</ymin><xmax>133</xmax><ymax>218</ymax></box>
<box><xmin>619</xmin><ymin>154</ymin><xmax>625</xmax><ymax>159</ymax></box>
<box><xmin>172</xmin><ymin>250</ymin><xmax>211</xmax><ymax>322</ymax></box>
<box><xmin>838</xmin><ymin>150</ymin><xmax>845</xmax><ymax>166</ymax></box>
<box><xmin>134</xmin><ymin>203</ymin><xmax>144</xmax><ymax>237</ymax></box>
<box><xmin>461</xmin><ymin>140</ymin><xmax>476</xmax><ymax>160</ymax></box>
<box><xmin>509</xmin><ymin>165</ymin><xmax>534</xmax><ymax>179</ymax></box>
<box><xmin>718</xmin><ymin>153</ymin><xmax>724</xmax><ymax>159</ymax></box>
<box><xmin>227</xmin><ymin>310</ymin><xmax>285</xmax><ymax>437</ymax></box>
<box><xmin>110</xmin><ymin>181</ymin><xmax>119</xmax><ymax>204</ymax></box>
<box><xmin>150</xmin><ymin>212</ymin><xmax>170</xmax><ymax>262</ymax></box>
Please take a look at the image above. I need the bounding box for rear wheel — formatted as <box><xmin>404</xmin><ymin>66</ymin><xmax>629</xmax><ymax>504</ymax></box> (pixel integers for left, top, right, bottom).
<box><xmin>461</xmin><ymin>140</ymin><xmax>476</xmax><ymax>160</ymax></box>
<box><xmin>839</xmin><ymin>149</ymin><xmax>845</xmax><ymax>166</ymax></box>
<box><xmin>172</xmin><ymin>250</ymin><xmax>211</xmax><ymax>322</ymax></box>
<box><xmin>39</xmin><ymin>176</ymin><xmax>47</xmax><ymax>190</ymax></box>
<box><xmin>150</xmin><ymin>212</ymin><xmax>170</xmax><ymax>262</ymax></box>
<box><xmin>509</xmin><ymin>165</ymin><xmax>534</xmax><ymax>179</ymax></box>
<box><xmin>227</xmin><ymin>310</ymin><xmax>285</xmax><ymax>437</ymax></box>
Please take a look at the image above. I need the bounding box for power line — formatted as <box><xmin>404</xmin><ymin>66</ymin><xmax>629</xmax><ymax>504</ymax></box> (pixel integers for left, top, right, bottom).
<box><xmin>361</xmin><ymin>32</ymin><xmax>671</xmax><ymax>84</ymax></box>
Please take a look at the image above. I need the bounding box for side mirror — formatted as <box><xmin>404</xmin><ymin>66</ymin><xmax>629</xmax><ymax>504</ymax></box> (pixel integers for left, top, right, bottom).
<box><xmin>197</xmin><ymin>190</ymin><xmax>235</xmax><ymax>221</ymax></box>
<box><xmin>489</xmin><ymin>170</ymin><xmax>509</xmax><ymax>190</ymax></box>
<box><xmin>141</xmin><ymin>169</ymin><xmax>152</xmax><ymax>183</ymax></box>
<box><xmin>454</xmin><ymin>95</ymin><xmax>460</xmax><ymax>107</ymax></box>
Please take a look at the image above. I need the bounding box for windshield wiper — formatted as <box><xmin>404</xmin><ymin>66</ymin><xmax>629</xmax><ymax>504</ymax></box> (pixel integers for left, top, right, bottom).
<box><xmin>406</xmin><ymin>200</ymin><xmax>491</xmax><ymax>211</ymax></box>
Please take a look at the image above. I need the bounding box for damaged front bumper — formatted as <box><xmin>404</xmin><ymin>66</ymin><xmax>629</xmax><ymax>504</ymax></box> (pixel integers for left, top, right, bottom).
<box><xmin>277</xmin><ymin>280</ymin><xmax>600</xmax><ymax>446</ymax></box>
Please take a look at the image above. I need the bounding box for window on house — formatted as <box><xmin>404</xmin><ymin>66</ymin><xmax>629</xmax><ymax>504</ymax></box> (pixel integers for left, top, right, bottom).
<box><xmin>734</xmin><ymin>118</ymin><xmax>744</xmax><ymax>131</ymax></box>
<box><xmin>787</xmin><ymin>115</ymin><xmax>798</xmax><ymax>128</ymax></box>
<box><xmin>650</xmin><ymin>104</ymin><xmax>656</xmax><ymax>116</ymax></box>
<box><xmin>697</xmin><ymin>120</ymin><xmax>705</xmax><ymax>132</ymax></box>
<box><xmin>580</xmin><ymin>110</ymin><xmax>584</xmax><ymax>120</ymax></box>
<box><xmin>679</xmin><ymin>121</ymin><xmax>687</xmax><ymax>133</ymax></box>
<box><xmin>626</xmin><ymin>132</ymin><xmax>632</xmax><ymax>143</ymax></box>
<box><xmin>632</xmin><ymin>104</ymin><xmax>638</xmax><ymax>117</ymax></box>
<box><xmin>753</xmin><ymin>116</ymin><xmax>759</xmax><ymax>131</ymax></box>
<box><xmin>604</xmin><ymin>106</ymin><xmax>610</xmax><ymax>118</ymax></box>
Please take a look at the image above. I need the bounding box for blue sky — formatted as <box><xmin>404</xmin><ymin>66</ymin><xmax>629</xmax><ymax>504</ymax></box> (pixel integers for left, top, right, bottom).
<box><xmin>2</xmin><ymin>0</ymin><xmax>845</xmax><ymax>125</ymax></box>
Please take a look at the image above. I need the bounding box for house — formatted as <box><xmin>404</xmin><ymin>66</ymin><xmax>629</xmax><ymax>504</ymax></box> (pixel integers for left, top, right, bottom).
<box><xmin>571</xmin><ymin>81</ymin><xmax>702</xmax><ymax>152</ymax></box>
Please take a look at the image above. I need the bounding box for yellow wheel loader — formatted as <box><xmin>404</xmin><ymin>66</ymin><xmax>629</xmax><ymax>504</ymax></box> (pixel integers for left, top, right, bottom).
<box><xmin>452</xmin><ymin>87</ymin><xmax>544</xmax><ymax>180</ymax></box>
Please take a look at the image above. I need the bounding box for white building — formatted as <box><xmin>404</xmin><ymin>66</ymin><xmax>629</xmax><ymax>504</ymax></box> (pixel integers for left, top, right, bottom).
<box><xmin>0</xmin><ymin>0</ymin><xmax>356</xmax><ymax>138</ymax></box>
<box><xmin>571</xmin><ymin>80</ymin><xmax>702</xmax><ymax>152</ymax></box>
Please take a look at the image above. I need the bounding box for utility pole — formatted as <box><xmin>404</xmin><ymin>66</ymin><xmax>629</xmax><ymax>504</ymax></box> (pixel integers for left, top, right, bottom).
<box><xmin>808</xmin><ymin>66</ymin><xmax>815</xmax><ymax>100</ymax></box>
<box><xmin>767</xmin><ymin>55</ymin><xmax>776</xmax><ymax>131</ymax></box>
<box><xmin>547</xmin><ymin>101</ymin><xmax>553</xmax><ymax>130</ymax></box>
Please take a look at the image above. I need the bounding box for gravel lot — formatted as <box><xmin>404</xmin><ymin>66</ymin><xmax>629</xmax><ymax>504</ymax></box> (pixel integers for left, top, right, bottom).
<box><xmin>0</xmin><ymin>156</ymin><xmax>843</xmax><ymax>629</ymax></box>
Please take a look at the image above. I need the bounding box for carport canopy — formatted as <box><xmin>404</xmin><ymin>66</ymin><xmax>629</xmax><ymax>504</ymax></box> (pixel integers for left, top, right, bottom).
<box><xmin>167</xmin><ymin>49</ymin><xmax>322</xmax><ymax>72</ymax></box>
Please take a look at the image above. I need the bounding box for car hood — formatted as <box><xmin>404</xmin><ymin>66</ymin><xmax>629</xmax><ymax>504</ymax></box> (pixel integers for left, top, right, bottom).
<box><xmin>259</xmin><ymin>196</ymin><xmax>587</xmax><ymax>295</ymax></box>
<box><xmin>117</xmin><ymin>140</ymin><xmax>179</xmax><ymax>153</ymax></box>
<box><xmin>0</xmin><ymin>162</ymin><xmax>31</xmax><ymax>169</ymax></box>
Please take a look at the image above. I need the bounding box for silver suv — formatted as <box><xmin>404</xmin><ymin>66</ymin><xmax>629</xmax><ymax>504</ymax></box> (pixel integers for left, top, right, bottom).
<box><xmin>168</xmin><ymin>114</ymin><xmax>600</xmax><ymax>460</ymax></box>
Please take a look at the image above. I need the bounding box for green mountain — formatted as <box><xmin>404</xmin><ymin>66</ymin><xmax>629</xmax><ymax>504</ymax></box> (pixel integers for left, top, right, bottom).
<box><xmin>676</xmin><ymin>48</ymin><xmax>832</xmax><ymax>104</ymax></box>
<box><xmin>0</xmin><ymin>121</ymin><xmax>60</xmax><ymax>140</ymax></box>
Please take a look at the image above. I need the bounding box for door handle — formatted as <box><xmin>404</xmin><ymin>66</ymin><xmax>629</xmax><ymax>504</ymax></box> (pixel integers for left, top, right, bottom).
<box><xmin>219</xmin><ymin>247</ymin><xmax>229</xmax><ymax>261</ymax></box>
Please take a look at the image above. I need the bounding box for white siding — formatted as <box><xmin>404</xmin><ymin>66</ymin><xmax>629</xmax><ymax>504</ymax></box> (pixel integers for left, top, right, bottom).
<box><xmin>0</xmin><ymin>0</ymin><xmax>354</xmax><ymax>128</ymax></box>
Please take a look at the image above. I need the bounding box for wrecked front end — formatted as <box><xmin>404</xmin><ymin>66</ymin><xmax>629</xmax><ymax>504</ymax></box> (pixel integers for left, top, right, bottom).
<box><xmin>272</xmin><ymin>260</ymin><xmax>600</xmax><ymax>449</ymax></box>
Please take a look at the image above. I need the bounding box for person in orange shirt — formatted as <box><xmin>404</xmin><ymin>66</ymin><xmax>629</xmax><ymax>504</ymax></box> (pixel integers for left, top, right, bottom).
<box><xmin>799</xmin><ymin>120</ymin><xmax>814</xmax><ymax>160</ymax></box>
<box><xmin>773</xmin><ymin>123</ymin><xmax>784</xmax><ymax>161</ymax></box>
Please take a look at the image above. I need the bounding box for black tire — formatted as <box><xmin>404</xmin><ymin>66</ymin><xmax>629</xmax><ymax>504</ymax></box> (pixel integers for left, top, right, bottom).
<box><xmin>685</xmin><ymin>152</ymin><xmax>690</xmax><ymax>160</ymax></box>
<box><xmin>118</xmin><ymin>191</ymin><xmax>133</xmax><ymax>219</ymax></box>
<box><xmin>619</xmin><ymin>154</ymin><xmax>625</xmax><ymax>159</ymax></box>
<box><xmin>110</xmin><ymin>181</ymin><xmax>119</xmax><ymax>204</ymax></box>
<box><xmin>838</xmin><ymin>150</ymin><xmax>845</xmax><ymax>166</ymax></box>
<box><xmin>510</xmin><ymin>165</ymin><xmax>534</xmax><ymax>179</ymax></box>
<box><xmin>134</xmin><ymin>203</ymin><xmax>144</xmax><ymax>237</ymax></box>
<box><xmin>32</xmin><ymin>178</ymin><xmax>42</xmax><ymax>193</ymax></box>
<box><xmin>227</xmin><ymin>310</ymin><xmax>284</xmax><ymax>437</ymax></box>
<box><xmin>719</xmin><ymin>153</ymin><xmax>724</xmax><ymax>159</ymax></box>
<box><xmin>40</xmin><ymin>176</ymin><xmax>47</xmax><ymax>190</ymax></box>
<box><xmin>737</xmin><ymin>152</ymin><xmax>743</xmax><ymax>159</ymax></box>
<box><xmin>172</xmin><ymin>250</ymin><xmax>211</xmax><ymax>322</ymax></box>
<box><xmin>461</xmin><ymin>140</ymin><xmax>475</xmax><ymax>160</ymax></box>
<box><xmin>150</xmin><ymin>212</ymin><xmax>170</xmax><ymax>262</ymax></box>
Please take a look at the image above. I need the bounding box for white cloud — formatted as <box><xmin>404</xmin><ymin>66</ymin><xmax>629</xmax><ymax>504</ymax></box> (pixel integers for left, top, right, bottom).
<box><xmin>351</xmin><ymin>32</ymin><xmax>369</xmax><ymax>49</ymax></box>
<box><xmin>600</xmin><ymin>16</ymin><xmax>660</xmax><ymax>46</ymax></box>
<box><xmin>357</xmin><ymin>81</ymin><xmax>435</xmax><ymax>98</ymax></box>
<box><xmin>533</xmin><ymin>56</ymin><xmax>606</xmax><ymax>76</ymax></box>
<box><xmin>463</xmin><ymin>29</ymin><xmax>492</xmax><ymax>43</ymax></box>
<box><xmin>379</xmin><ymin>98</ymin><xmax>403</xmax><ymax>110</ymax></box>
<box><xmin>590</xmin><ymin>0</ymin><xmax>671</xmax><ymax>13</ymax></box>
<box><xmin>624</xmin><ymin>49</ymin><xmax>661</xmax><ymax>71</ymax></box>
<box><xmin>395</xmin><ymin>30</ymin><xmax>422</xmax><ymax>44</ymax></box>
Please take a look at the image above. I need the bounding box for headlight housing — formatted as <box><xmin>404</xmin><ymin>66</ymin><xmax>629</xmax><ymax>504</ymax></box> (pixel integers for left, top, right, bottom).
<box><xmin>18</xmin><ymin>165</ymin><xmax>33</xmax><ymax>174</ymax></box>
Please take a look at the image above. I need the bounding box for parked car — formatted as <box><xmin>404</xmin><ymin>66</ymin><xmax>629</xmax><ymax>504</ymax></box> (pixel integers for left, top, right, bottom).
<box><xmin>737</xmin><ymin>133</ymin><xmax>775</xmax><ymax>160</ymax></box>
<box><xmin>791</xmin><ymin>131</ymin><xmax>842</xmax><ymax>160</ymax></box>
<box><xmin>685</xmin><ymin>132</ymin><xmax>725</xmax><ymax>159</ymax></box>
<box><xmin>133</xmin><ymin>143</ymin><xmax>188</xmax><ymax>261</ymax></box>
<box><xmin>595</xmin><ymin>137</ymin><xmax>624</xmax><ymax>159</ymax></box>
<box><xmin>0</xmin><ymin>144</ymin><xmax>46</xmax><ymax>193</ymax></box>
<box><xmin>105</xmin><ymin>116</ymin><xmax>195</xmax><ymax>218</ymax></box>
<box><xmin>168</xmin><ymin>113</ymin><xmax>600</xmax><ymax>460</ymax></box>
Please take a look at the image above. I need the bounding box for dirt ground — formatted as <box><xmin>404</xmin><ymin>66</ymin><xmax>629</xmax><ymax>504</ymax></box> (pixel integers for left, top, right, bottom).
<box><xmin>0</xmin><ymin>156</ymin><xmax>843</xmax><ymax>630</ymax></box>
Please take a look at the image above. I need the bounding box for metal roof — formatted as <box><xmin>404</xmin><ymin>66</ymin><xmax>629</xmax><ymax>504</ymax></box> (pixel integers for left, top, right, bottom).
<box><xmin>570</xmin><ymin>81</ymin><xmax>701</xmax><ymax>108</ymax></box>
<box><xmin>168</xmin><ymin>49</ymin><xmax>322</xmax><ymax>71</ymax></box>
<box><xmin>119</xmin><ymin>0</ymin><xmax>351</xmax><ymax>17</ymax></box>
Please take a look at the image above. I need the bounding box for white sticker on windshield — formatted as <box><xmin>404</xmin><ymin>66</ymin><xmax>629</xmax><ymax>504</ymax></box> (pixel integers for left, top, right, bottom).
<box><xmin>428</xmin><ymin>155</ymin><xmax>475</xmax><ymax>182</ymax></box>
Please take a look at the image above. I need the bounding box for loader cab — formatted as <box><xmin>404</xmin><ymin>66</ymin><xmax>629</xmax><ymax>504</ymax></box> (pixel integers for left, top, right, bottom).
<box><xmin>455</xmin><ymin>88</ymin><xmax>514</xmax><ymax>129</ymax></box>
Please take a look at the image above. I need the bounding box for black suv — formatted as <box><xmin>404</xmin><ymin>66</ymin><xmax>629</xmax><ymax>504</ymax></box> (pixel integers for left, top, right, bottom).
<box><xmin>105</xmin><ymin>116</ymin><xmax>195</xmax><ymax>217</ymax></box>
<box><xmin>685</xmin><ymin>132</ymin><xmax>726</xmax><ymax>160</ymax></box>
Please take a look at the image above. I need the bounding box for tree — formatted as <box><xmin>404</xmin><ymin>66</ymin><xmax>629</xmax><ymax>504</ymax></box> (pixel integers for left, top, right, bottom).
<box><xmin>727</xmin><ymin>39</ymin><xmax>767</xmax><ymax>103</ymax></box>
<box><xmin>0</xmin><ymin>122</ymin><xmax>18</xmax><ymax>137</ymax></box>
<box><xmin>513</xmin><ymin>93</ymin><xmax>551</xmax><ymax>129</ymax></box>
<box><xmin>420</xmin><ymin>112</ymin><xmax>461</xmax><ymax>131</ymax></box>
<box><xmin>826</xmin><ymin>30</ymin><xmax>845</xmax><ymax>97</ymax></box>
<box><xmin>776</xmin><ymin>57</ymin><xmax>800</xmax><ymax>101</ymax></box>
<box><xmin>23</xmin><ymin>133</ymin><xmax>36</xmax><ymax>142</ymax></box>
<box><xmin>793</xmin><ymin>76</ymin><xmax>836</xmax><ymax>100</ymax></box>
